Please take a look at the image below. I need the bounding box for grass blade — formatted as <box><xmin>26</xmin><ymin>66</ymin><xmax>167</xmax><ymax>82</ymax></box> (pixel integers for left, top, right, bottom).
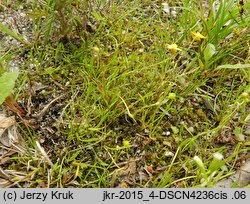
<box><xmin>216</xmin><ymin>64</ymin><xmax>250</xmax><ymax>70</ymax></box>
<box><xmin>0</xmin><ymin>23</ymin><xmax>30</xmax><ymax>45</ymax></box>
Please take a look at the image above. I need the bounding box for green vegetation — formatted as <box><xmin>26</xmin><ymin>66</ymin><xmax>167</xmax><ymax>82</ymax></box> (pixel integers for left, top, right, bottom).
<box><xmin>0</xmin><ymin>69</ymin><xmax>19</xmax><ymax>105</ymax></box>
<box><xmin>0</xmin><ymin>0</ymin><xmax>249</xmax><ymax>187</ymax></box>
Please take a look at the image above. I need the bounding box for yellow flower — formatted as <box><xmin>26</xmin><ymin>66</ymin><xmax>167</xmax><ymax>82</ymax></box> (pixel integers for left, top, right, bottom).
<box><xmin>168</xmin><ymin>92</ymin><xmax>176</xmax><ymax>100</ymax></box>
<box><xmin>167</xmin><ymin>43</ymin><xmax>181</xmax><ymax>53</ymax></box>
<box><xmin>123</xmin><ymin>140</ymin><xmax>130</xmax><ymax>149</ymax></box>
<box><xmin>92</xmin><ymin>46</ymin><xmax>100</xmax><ymax>53</ymax></box>
<box><xmin>241</xmin><ymin>92</ymin><xmax>249</xmax><ymax>102</ymax></box>
<box><xmin>192</xmin><ymin>32</ymin><xmax>206</xmax><ymax>42</ymax></box>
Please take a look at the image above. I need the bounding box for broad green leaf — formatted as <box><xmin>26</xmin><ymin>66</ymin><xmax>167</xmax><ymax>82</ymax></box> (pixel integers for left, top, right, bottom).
<box><xmin>204</xmin><ymin>43</ymin><xmax>216</xmax><ymax>62</ymax></box>
<box><xmin>0</xmin><ymin>23</ymin><xmax>30</xmax><ymax>45</ymax></box>
<box><xmin>0</xmin><ymin>70</ymin><xmax>19</xmax><ymax>105</ymax></box>
<box><xmin>216</xmin><ymin>64</ymin><xmax>250</xmax><ymax>70</ymax></box>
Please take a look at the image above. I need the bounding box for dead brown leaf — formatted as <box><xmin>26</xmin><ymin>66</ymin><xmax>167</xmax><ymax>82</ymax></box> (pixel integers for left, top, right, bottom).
<box><xmin>0</xmin><ymin>114</ymin><xmax>18</xmax><ymax>147</ymax></box>
<box><xmin>4</xmin><ymin>95</ymin><xmax>27</xmax><ymax>117</ymax></box>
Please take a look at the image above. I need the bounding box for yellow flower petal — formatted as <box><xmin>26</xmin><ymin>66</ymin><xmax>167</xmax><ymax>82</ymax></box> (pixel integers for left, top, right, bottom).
<box><xmin>192</xmin><ymin>32</ymin><xmax>206</xmax><ymax>42</ymax></box>
<box><xmin>167</xmin><ymin>43</ymin><xmax>181</xmax><ymax>53</ymax></box>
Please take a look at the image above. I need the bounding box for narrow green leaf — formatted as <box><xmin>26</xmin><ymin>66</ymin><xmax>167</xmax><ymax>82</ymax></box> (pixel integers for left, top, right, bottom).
<box><xmin>193</xmin><ymin>156</ymin><xmax>206</xmax><ymax>174</ymax></box>
<box><xmin>0</xmin><ymin>23</ymin><xmax>30</xmax><ymax>45</ymax></box>
<box><xmin>209</xmin><ymin>160</ymin><xmax>225</xmax><ymax>172</ymax></box>
<box><xmin>216</xmin><ymin>64</ymin><xmax>250</xmax><ymax>70</ymax></box>
<box><xmin>92</xmin><ymin>11</ymin><xmax>105</xmax><ymax>21</ymax></box>
<box><xmin>0</xmin><ymin>70</ymin><xmax>19</xmax><ymax>105</ymax></box>
<box><xmin>66</xmin><ymin>151</ymin><xmax>80</xmax><ymax>162</ymax></box>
